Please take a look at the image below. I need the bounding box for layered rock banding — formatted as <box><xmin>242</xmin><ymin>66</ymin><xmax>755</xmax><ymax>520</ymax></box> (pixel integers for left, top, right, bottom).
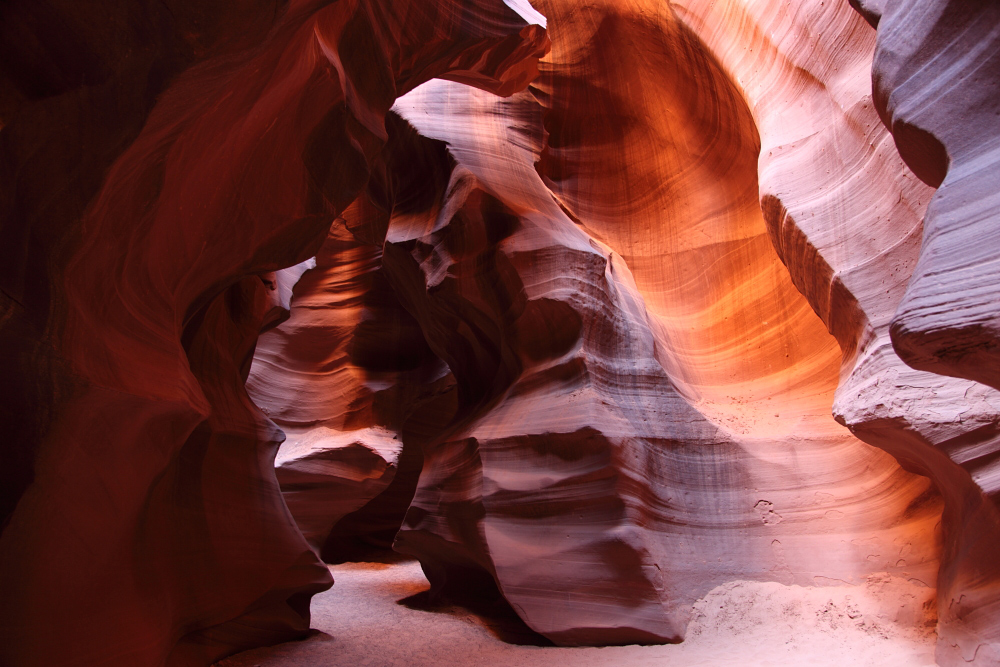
<box><xmin>3</xmin><ymin>0</ymin><xmax>1000</xmax><ymax>666</ymax></box>
<box><xmin>272</xmin><ymin>426</ymin><xmax>402</xmax><ymax>552</ymax></box>
<box><xmin>382</xmin><ymin>5</ymin><xmax>942</xmax><ymax>644</ymax></box>
<box><xmin>667</xmin><ymin>1</ymin><xmax>1000</xmax><ymax>662</ymax></box>
<box><xmin>0</xmin><ymin>0</ymin><xmax>546</xmax><ymax>665</ymax></box>
<box><xmin>870</xmin><ymin>1</ymin><xmax>1000</xmax><ymax>394</ymax></box>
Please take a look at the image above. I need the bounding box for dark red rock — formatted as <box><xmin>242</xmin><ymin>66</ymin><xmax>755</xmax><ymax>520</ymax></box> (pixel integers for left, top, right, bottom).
<box><xmin>0</xmin><ymin>1</ymin><xmax>547</xmax><ymax>665</ymax></box>
<box><xmin>4</xmin><ymin>0</ymin><xmax>1000</xmax><ymax>663</ymax></box>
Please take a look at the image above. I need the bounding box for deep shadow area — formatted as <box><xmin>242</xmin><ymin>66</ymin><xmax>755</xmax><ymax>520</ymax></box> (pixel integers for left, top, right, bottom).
<box><xmin>320</xmin><ymin>444</ymin><xmax>424</xmax><ymax>564</ymax></box>
<box><xmin>398</xmin><ymin>576</ymin><xmax>553</xmax><ymax>647</ymax></box>
<box><xmin>324</xmin><ymin>542</ymin><xmax>416</xmax><ymax>565</ymax></box>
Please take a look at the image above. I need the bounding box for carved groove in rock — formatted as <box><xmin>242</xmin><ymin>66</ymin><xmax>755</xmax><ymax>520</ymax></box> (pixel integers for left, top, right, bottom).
<box><xmin>2</xmin><ymin>0</ymin><xmax>1000</xmax><ymax>665</ymax></box>
<box><xmin>0</xmin><ymin>1</ymin><xmax>546</xmax><ymax>664</ymax></box>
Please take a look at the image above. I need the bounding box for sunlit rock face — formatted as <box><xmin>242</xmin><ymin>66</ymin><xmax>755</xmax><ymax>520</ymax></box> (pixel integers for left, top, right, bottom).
<box><xmin>861</xmin><ymin>1</ymin><xmax>1000</xmax><ymax>662</ymax></box>
<box><xmin>0</xmin><ymin>0</ymin><xmax>546</xmax><ymax>665</ymax></box>
<box><xmin>668</xmin><ymin>1</ymin><xmax>1000</xmax><ymax>663</ymax></box>
<box><xmin>381</xmin><ymin>3</ymin><xmax>943</xmax><ymax>645</ymax></box>
<box><xmin>3</xmin><ymin>0</ymin><xmax>1000</xmax><ymax>665</ymax></box>
<box><xmin>255</xmin><ymin>0</ymin><xmax>1000</xmax><ymax>661</ymax></box>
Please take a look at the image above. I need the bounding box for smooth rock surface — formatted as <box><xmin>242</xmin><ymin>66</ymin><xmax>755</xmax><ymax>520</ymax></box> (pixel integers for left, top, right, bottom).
<box><xmin>387</xmin><ymin>61</ymin><xmax>941</xmax><ymax>645</ymax></box>
<box><xmin>0</xmin><ymin>1</ymin><xmax>547</xmax><ymax>664</ymax></box>
<box><xmin>4</xmin><ymin>0</ymin><xmax>1000</xmax><ymax>664</ymax></box>
<box><xmin>242</xmin><ymin>0</ymin><xmax>1000</xmax><ymax>657</ymax></box>
<box><xmin>669</xmin><ymin>1</ymin><xmax>1000</xmax><ymax>662</ymax></box>
<box><xmin>275</xmin><ymin>426</ymin><xmax>402</xmax><ymax>551</ymax></box>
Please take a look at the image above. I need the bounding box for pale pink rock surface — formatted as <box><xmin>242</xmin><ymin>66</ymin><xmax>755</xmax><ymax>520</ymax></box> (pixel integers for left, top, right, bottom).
<box><xmin>4</xmin><ymin>0</ymin><xmax>1000</xmax><ymax>663</ymax></box>
<box><xmin>670</xmin><ymin>1</ymin><xmax>1000</xmax><ymax>662</ymax></box>
<box><xmin>387</xmin><ymin>61</ymin><xmax>940</xmax><ymax>645</ymax></box>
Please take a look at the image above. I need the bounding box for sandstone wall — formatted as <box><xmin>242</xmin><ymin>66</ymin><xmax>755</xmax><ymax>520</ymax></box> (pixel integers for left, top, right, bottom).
<box><xmin>3</xmin><ymin>0</ymin><xmax>1000</xmax><ymax>665</ymax></box>
<box><xmin>0</xmin><ymin>1</ymin><xmax>546</xmax><ymax>664</ymax></box>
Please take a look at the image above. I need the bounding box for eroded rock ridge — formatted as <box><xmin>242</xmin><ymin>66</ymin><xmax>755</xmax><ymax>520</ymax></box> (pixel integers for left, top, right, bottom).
<box><xmin>2</xmin><ymin>0</ymin><xmax>999</xmax><ymax>665</ymax></box>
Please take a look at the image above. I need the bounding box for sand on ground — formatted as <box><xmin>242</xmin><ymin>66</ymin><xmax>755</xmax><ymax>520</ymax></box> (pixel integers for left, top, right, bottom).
<box><xmin>215</xmin><ymin>557</ymin><xmax>937</xmax><ymax>667</ymax></box>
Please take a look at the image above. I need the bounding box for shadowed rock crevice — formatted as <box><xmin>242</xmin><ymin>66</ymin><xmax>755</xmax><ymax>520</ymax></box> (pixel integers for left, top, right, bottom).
<box><xmin>4</xmin><ymin>0</ymin><xmax>1000</xmax><ymax>665</ymax></box>
<box><xmin>0</xmin><ymin>0</ymin><xmax>548</xmax><ymax>664</ymax></box>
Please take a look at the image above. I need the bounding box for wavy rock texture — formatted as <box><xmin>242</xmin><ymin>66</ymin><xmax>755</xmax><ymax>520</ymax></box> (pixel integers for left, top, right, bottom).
<box><xmin>274</xmin><ymin>426</ymin><xmax>401</xmax><ymax>551</ymax></box>
<box><xmin>241</xmin><ymin>0</ymin><xmax>1000</xmax><ymax>658</ymax></box>
<box><xmin>4</xmin><ymin>0</ymin><xmax>1000</xmax><ymax>665</ymax></box>
<box><xmin>387</xmin><ymin>61</ymin><xmax>939</xmax><ymax>650</ymax></box>
<box><xmin>381</xmin><ymin>0</ymin><xmax>999</xmax><ymax>659</ymax></box>
<box><xmin>0</xmin><ymin>1</ymin><xmax>547</xmax><ymax>665</ymax></box>
<box><xmin>866</xmin><ymin>2</ymin><xmax>1000</xmax><ymax>662</ymax></box>
<box><xmin>870</xmin><ymin>2</ymin><xmax>1000</xmax><ymax>396</ymax></box>
<box><xmin>245</xmin><ymin>147</ymin><xmax>456</xmax><ymax>557</ymax></box>
<box><xmin>668</xmin><ymin>1</ymin><xmax>1000</xmax><ymax>663</ymax></box>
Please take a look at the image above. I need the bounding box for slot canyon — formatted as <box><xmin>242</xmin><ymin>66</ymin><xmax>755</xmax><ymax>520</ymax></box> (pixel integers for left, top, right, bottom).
<box><xmin>1</xmin><ymin>0</ymin><xmax>999</xmax><ymax>665</ymax></box>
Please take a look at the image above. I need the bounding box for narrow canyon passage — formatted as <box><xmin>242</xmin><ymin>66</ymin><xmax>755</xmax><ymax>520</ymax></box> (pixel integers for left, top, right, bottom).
<box><xmin>3</xmin><ymin>0</ymin><xmax>1000</xmax><ymax>665</ymax></box>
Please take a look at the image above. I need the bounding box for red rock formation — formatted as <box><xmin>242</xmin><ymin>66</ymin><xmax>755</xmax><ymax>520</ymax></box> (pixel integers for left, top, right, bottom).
<box><xmin>382</xmin><ymin>0</ymin><xmax>998</xmax><ymax>658</ymax></box>
<box><xmin>243</xmin><ymin>112</ymin><xmax>469</xmax><ymax>561</ymax></box>
<box><xmin>384</xmin><ymin>64</ymin><xmax>940</xmax><ymax>646</ymax></box>
<box><xmin>274</xmin><ymin>426</ymin><xmax>401</xmax><ymax>552</ymax></box>
<box><xmin>4</xmin><ymin>0</ymin><xmax>1000</xmax><ymax>664</ymax></box>
<box><xmin>0</xmin><ymin>1</ymin><xmax>546</xmax><ymax>665</ymax></box>
<box><xmin>670</xmin><ymin>1</ymin><xmax>1000</xmax><ymax>663</ymax></box>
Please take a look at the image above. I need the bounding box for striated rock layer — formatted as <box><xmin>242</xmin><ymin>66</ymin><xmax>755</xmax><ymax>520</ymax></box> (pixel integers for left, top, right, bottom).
<box><xmin>0</xmin><ymin>1</ymin><xmax>547</xmax><ymax>665</ymax></box>
<box><xmin>274</xmin><ymin>426</ymin><xmax>401</xmax><ymax>552</ymax></box>
<box><xmin>268</xmin><ymin>0</ymin><xmax>994</xmax><ymax>660</ymax></box>
<box><xmin>865</xmin><ymin>2</ymin><xmax>1000</xmax><ymax>661</ymax></box>
<box><xmin>869</xmin><ymin>1</ymin><xmax>1000</xmax><ymax>397</ymax></box>
<box><xmin>4</xmin><ymin>0</ymin><xmax>1000</xmax><ymax>665</ymax></box>
<box><xmin>380</xmin><ymin>5</ymin><xmax>942</xmax><ymax>641</ymax></box>
<box><xmin>245</xmin><ymin>140</ymin><xmax>457</xmax><ymax>556</ymax></box>
<box><xmin>669</xmin><ymin>0</ymin><xmax>1000</xmax><ymax>662</ymax></box>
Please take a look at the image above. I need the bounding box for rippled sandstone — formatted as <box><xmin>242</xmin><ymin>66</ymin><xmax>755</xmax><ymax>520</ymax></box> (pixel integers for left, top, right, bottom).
<box><xmin>384</xmin><ymin>5</ymin><xmax>942</xmax><ymax>644</ymax></box>
<box><xmin>3</xmin><ymin>0</ymin><xmax>1000</xmax><ymax>665</ymax></box>
<box><xmin>0</xmin><ymin>0</ymin><xmax>546</xmax><ymax>664</ymax></box>
<box><xmin>670</xmin><ymin>1</ymin><xmax>1000</xmax><ymax>662</ymax></box>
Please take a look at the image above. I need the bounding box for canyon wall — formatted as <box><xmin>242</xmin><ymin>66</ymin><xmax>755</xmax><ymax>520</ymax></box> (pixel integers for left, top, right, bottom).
<box><xmin>3</xmin><ymin>0</ymin><xmax>1000</xmax><ymax>665</ymax></box>
<box><xmin>0</xmin><ymin>1</ymin><xmax>546</xmax><ymax>665</ymax></box>
<box><xmin>672</xmin><ymin>0</ymin><xmax>1000</xmax><ymax>662</ymax></box>
<box><xmin>251</xmin><ymin>0</ymin><xmax>1000</xmax><ymax>663</ymax></box>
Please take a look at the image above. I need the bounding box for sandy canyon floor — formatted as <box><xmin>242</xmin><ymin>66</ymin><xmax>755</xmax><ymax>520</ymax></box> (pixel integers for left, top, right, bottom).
<box><xmin>216</xmin><ymin>555</ymin><xmax>937</xmax><ymax>667</ymax></box>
